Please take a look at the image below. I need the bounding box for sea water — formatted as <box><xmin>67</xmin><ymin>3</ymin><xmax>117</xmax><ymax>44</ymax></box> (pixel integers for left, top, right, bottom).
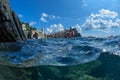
<box><xmin>0</xmin><ymin>36</ymin><xmax>120</xmax><ymax>80</ymax></box>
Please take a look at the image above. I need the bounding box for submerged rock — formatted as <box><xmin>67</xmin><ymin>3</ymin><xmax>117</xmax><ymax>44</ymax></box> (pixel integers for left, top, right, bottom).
<box><xmin>0</xmin><ymin>0</ymin><xmax>26</xmax><ymax>42</ymax></box>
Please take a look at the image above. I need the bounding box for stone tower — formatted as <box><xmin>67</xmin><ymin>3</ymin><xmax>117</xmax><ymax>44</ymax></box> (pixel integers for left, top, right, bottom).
<box><xmin>41</xmin><ymin>28</ymin><xmax>44</xmax><ymax>34</ymax></box>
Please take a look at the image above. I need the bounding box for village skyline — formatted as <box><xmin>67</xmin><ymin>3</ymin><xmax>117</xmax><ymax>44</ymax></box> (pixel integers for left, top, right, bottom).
<box><xmin>10</xmin><ymin>0</ymin><xmax>120</xmax><ymax>37</ymax></box>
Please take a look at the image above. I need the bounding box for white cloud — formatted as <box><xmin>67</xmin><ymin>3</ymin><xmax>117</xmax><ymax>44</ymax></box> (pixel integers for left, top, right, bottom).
<box><xmin>40</xmin><ymin>13</ymin><xmax>48</xmax><ymax>22</ymax></box>
<box><xmin>50</xmin><ymin>15</ymin><xmax>56</xmax><ymax>19</ymax></box>
<box><xmin>96</xmin><ymin>29</ymin><xmax>111</xmax><ymax>34</ymax></box>
<box><xmin>42</xmin><ymin>13</ymin><xmax>48</xmax><ymax>17</ymax></box>
<box><xmin>78</xmin><ymin>18</ymin><xmax>81</xmax><ymax>21</ymax></box>
<box><xmin>50</xmin><ymin>15</ymin><xmax>61</xmax><ymax>20</ymax></box>
<box><xmin>116</xmin><ymin>18</ymin><xmax>120</xmax><ymax>25</ymax></box>
<box><xmin>71</xmin><ymin>24</ymin><xmax>82</xmax><ymax>33</ymax></box>
<box><xmin>29</xmin><ymin>22</ymin><xmax>36</xmax><ymax>26</ymax></box>
<box><xmin>40</xmin><ymin>13</ymin><xmax>61</xmax><ymax>22</ymax></box>
<box><xmin>40</xmin><ymin>17</ymin><xmax>48</xmax><ymax>22</ymax></box>
<box><xmin>18</xmin><ymin>14</ymin><xmax>23</xmax><ymax>18</ymax></box>
<box><xmin>47</xmin><ymin>24</ymin><xmax>64</xmax><ymax>34</ymax></box>
<box><xmin>82</xmin><ymin>9</ymin><xmax>120</xmax><ymax>30</ymax></box>
<box><xmin>98</xmin><ymin>9</ymin><xmax>118</xmax><ymax>19</ymax></box>
<box><xmin>82</xmin><ymin>0</ymin><xmax>88</xmax><ymax>7</ymax></box>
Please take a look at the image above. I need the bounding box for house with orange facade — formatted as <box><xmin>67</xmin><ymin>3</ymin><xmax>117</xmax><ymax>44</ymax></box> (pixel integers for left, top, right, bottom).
<box><xmin>47</xmin><ymin>27</ymin><xmax>81</xmax><ymax>38</ymax></box>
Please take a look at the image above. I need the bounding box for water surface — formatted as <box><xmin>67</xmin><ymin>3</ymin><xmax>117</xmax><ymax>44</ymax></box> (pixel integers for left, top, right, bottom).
<box><xmin>0</xmin><ymin>36</ymin><xmax>120</xmax><ymax>80</ymax></box>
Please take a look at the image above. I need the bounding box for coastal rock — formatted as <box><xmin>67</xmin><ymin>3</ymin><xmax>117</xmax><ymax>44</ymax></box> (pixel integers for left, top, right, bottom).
<box><xmin>0</xmin><ymin>0</ymin><xmax>26</xmax><ymax>42</ymax></box>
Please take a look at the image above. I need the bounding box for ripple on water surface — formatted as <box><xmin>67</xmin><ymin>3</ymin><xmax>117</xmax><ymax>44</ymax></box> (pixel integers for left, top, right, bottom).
<box><xmin>0</xmin><ymin>37</ymin><xmax>120</xmax><ymax>67</ymax></box>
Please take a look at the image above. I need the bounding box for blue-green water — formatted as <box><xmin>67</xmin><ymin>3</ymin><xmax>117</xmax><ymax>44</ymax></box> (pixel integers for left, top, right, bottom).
<box><xmin>0</xmin><ymin>36</ymin><xmax>120</xmax><ymax>80</ymax></box>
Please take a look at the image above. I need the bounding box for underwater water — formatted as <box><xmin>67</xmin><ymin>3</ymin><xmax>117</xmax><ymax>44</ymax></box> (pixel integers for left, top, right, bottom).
<box><xmin>0</xmin><ymin>36</ymin><xmax>120</xmax><ymax>80</ymax></box>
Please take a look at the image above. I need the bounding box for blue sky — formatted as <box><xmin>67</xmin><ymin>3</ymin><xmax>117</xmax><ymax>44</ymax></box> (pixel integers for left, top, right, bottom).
<box><xmin>10</xmin><ymin>0</ymin><xmax>120</xmax><ymax>37</ymax></box>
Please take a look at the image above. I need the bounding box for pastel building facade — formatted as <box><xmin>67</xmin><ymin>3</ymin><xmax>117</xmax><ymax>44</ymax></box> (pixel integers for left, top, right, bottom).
<box><xmin>22</xmin><ymin>23</ymin><xmax>45</xmax><ymax>39</ymax></box>
<box><xmin>47</xmin><ymin>28</ymin><xmax>81</xmax><ymax>38</ymax></box>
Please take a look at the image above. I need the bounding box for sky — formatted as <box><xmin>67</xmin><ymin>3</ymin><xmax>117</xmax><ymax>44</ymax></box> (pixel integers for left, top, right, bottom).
<box><xmin>9</xmin><ymin>0</ymin><xmax>120</xmax><ymax>37</ymax></box>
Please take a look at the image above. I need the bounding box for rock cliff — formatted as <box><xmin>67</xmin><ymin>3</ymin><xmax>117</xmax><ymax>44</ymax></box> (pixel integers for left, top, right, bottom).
<box><xmin>0</xmin><ymin>0</ymin><xmax>26</xmax><ymax>42</ymax></box>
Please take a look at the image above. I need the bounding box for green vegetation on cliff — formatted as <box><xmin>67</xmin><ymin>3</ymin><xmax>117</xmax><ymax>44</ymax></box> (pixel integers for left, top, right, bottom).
<box><xmin>21</xmin><ymin>22</ymin><xmax>37</xmax><ymax>31</ymax></box>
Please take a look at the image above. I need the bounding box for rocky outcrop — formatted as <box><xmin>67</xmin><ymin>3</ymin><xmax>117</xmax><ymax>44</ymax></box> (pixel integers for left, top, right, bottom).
<box><xmin>0</xmin><ymin>0</ymin><xmax>26</xmax><ymax>42</ymax></box>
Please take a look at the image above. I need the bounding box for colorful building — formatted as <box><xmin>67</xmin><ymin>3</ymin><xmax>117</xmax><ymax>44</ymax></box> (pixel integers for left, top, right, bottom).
<box><xmin>47</xmin><ymin>27</ymin><xmax>81</xmax><ymax>38</ymax></box>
